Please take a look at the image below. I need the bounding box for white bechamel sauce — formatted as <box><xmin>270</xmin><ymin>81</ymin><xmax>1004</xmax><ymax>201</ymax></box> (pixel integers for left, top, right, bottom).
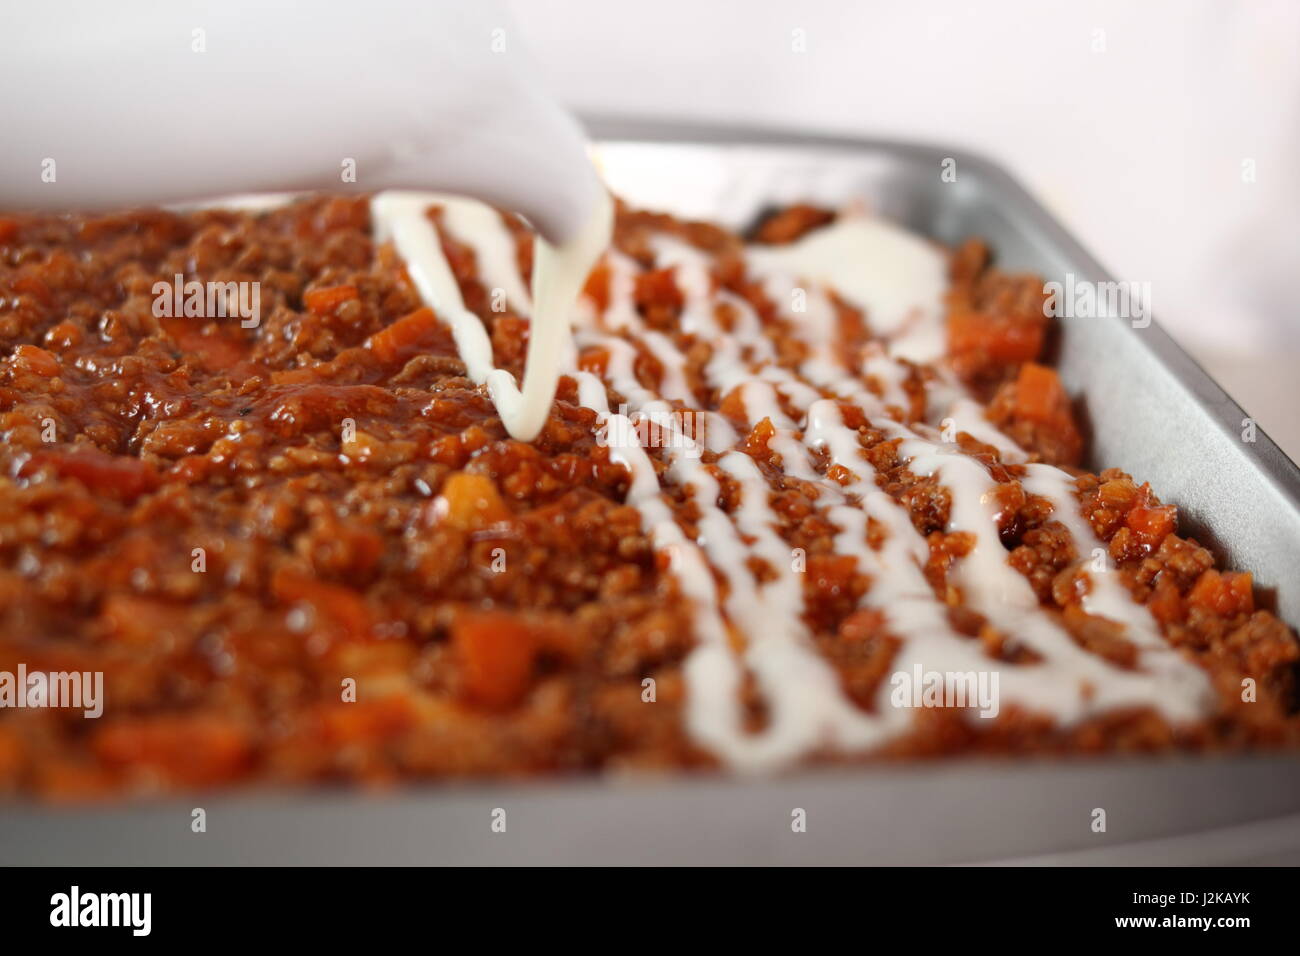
<box><xmin>371</xmin><ymin>196</ymin><xmax>1214</xmax><ymax>770</ymax></box>
<box><xmin>747</xmin><ymin>216</ymin><xmax>950</xmax><ymax>363</ymax></box>
<box><xmin>370</xmin><ymin>189</ymin><xmax>612</xmax><ymax>442</ymax></box>
<box><xmin>944</xmin><ymin>396</ymin><xmax>1029</xmax><ymax>463</ymax></box>
<box><xmin>896</xmin><ymin>432</ymin><xmax>1211</xmax><ymax>721</ymax></box>
<box><xmin>1018</xmin><ymin>464</ymin><xmax>1185</xmax><ymax>658</ymax></box>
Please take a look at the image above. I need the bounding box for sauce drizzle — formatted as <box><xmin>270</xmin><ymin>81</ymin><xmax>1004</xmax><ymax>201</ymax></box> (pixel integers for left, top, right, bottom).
<box><xmin>371</xmin><ymin>192</ymin><xmax>1213</xmax><ymax>770</ymax></box>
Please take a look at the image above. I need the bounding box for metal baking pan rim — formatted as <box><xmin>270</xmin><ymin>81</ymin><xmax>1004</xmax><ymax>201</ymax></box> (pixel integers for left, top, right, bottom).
<box><xmin>5</xmin><ymin>752</ymin><xmax>1300</xmax><ymax>865</ymax></box>
<box><xmin>2</xmin><ymin>121</ymin><xmax>1297</xmax><ymax>863</ymax></box>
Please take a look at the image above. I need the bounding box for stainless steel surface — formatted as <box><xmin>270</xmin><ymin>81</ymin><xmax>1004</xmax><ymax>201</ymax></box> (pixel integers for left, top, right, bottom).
<box><xmin>6</xmin><ymin>756</ymin><xmax>1300</xmax><ymax>866</ymax></box>
<box><xmin>3</xmin><ymin>120</ymin><xmax>1298</xmax><ymax>866</ymax></box>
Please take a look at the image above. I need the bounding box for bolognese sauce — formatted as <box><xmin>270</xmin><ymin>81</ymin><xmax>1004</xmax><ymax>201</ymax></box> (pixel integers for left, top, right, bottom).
<box><xmin>0</xmin><ymin>194</ymin><xmax>1294</xmax><ymax>799</ymax></box>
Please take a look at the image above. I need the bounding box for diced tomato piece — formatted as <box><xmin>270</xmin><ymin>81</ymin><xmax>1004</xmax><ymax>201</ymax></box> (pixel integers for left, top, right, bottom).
<box><xmin>1187</xmin><ymin>569</ymin><xmax>1254</xmax><ymax>617</ymax></box>
<box><xmin>948</xmin><ymin>308</ymin><xmax>1044</xmax><ymax>362</ymax></box>
<box><xmin>0</xmin><ymin>218</ymin><xmax>18</xmax><ymax>244</ymax></box>
<box><xmin>452</xmin><ymin>611</ymin><xmax>539</xmax><ymax>710</ymax></box>
<box><xmin>365</xmin><ymin>307</ymin><xmax>440</xmax><ymax>364</ymax></box>
<box><xmin>303</xmin><ymin>284</ymin><xmax>359</xmax><ymax>315</ymax></box>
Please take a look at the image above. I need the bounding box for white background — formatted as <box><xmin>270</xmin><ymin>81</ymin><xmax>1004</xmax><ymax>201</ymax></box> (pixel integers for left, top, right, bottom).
<box><xmin>510</xmin><ymin>0</ymin><xmax>1300</xmax><ymax>457</ymax></box>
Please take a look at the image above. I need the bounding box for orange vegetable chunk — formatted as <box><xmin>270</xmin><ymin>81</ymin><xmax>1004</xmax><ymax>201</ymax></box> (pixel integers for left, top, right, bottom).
<box><xmin>453</xmin><ymin>611</ymin><xmax>539</xmax><ymax>710</ymax></box>
<box><xmin>303</xmin><ymin>284</ymin><xmax>359</xmax><ymax>315</ymax></box>
<box><xmin>1188</xmin><ymin>569</ymin><xmax>1254</xmax><ymax>617</ymax></box>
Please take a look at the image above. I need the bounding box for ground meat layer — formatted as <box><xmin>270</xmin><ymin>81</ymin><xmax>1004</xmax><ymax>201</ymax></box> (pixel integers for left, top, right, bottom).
<box><xmin>0</xmin><ymin>197</ymin><xmax>1295</xmax><ymax>801</ymax></box>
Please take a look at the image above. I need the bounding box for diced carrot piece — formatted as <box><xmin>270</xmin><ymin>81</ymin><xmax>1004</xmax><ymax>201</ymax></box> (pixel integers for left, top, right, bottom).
<box><xmin>100</xmin><ymin>595</ymin><xmax>187</xmax><ymax>647</ymax></box>
<box><xmin>838</xmin><ymin>402</ymin><xmax>869</xmax><ymax>430</ymax></box>
<box><xmin>1013</xmin><ymin>363</ymin><xmax>1067</xmax><ymax>423</ymax></box>
<box><xmin>577</xmin><ymin>345</ymin><xmax>609</xmax><ymax>376</ymax></box>
<box><xmin>718</xmin><ymin>386</ymin><xmax>747</xmax><ymax>423</ymax></box>
<box><xmin>948</xmin><ymin>308</ymin><xmax>1044</xmax><ymax>362</ymax></box>
<box><xmin>315</xmin><ymin>197</ymin><xmax>369</xmax><ymax>232</ymax></box>
<box><xmin>365</xmin><ymin>307</ymin><xmax>439</xmax><ymax>364</ymax></box>
<box><xmin>633</xmin><ymin>267</ymin><xmax>684</xmax><ymax>312</ymax></box>
<box><xmin>582</xmin><ymin>261</ymin><xmax>611</xmax><ymax>312</ymax></box>
<box><xmin>989</xmin><ymin>480</ymin><xmax>1027</xmax><ymax>532</ymax></box>
<box><xmin>740</xmin><ymin>417</ymin><xmax>777</xmax><ymax>461</ymax></box>
<box><xmin>431</xmin><ymin>472</ymin><xmax>510</xmax><ymax>531</ymax></box>
<box><xmin>272</xmin><ymin>567</ymin><xmax>372</xmax><ymax>640</ymax></box>
<box><xmin>1187</xmin><ymin>569</ymin><xmax>1254</xmax><ymax>617</ymax></box>
<box><xmin>452</xmin><ymin>611</ymin><xmax>539</xmax><ymax>710</ymax></box>
<box><xmin>270</xmin><ymin>366</ymin><xmax>319</xmax><ymax>385</ymax></box>
<box><xmin>93</xmin><ymin>716</ymin><xmax>252</xmax><ymax>787</ymax></box>
<box><xmin>806</xmin><ymin>554</ymin><xmax>858</xmax><ymax>598</ymax></box>
<box><xmin>10</xmin><ymin>344</ymin><xmax>60</xmax><ymax>377</ymax></box>
<box><xmin>1124</xmin><ymin>484</ymin><xmax>1176</xmax><ymax>551</ymax></box>
<box><xmin>315</xmin><ymin>696</ymin><xmax>415</xmax><ymax>745</ymax></box>
<box><xmin>994</xmin><ymin>363</ymin><xmax>1083</xmax><ymax>465</ymax></box>
<box><xmin>825</xmin><ymin>463</ymin><xmax>856</xmax><ymax>485</ymax></box>
<box><xmin>160</xmin><ymin>316</ymin><xmax>248</xmax><ymax>370</ymax></box>
<box><xmin>839</xmin><ymin>607</ymin><xmax>888</xmax><ymax>643</ymax></box>
<box><xmin>303</xmin><ymin>284</ymin><xmax>359</xmax><ymax>315</ymax></box>
<box><xmin>1227</xmin><ymin>572</ymin><xmax>1256</xmax><ymax>613</ymax></box>
<box><xmin>1097</xmin><ymin>477</ymin><xmax>1139</xmax><ymax>511</ymax></box>
<box><xmin>21</xmin><ymin>449</ymin><xmax>160</xmax><ymax>500</ymax></box>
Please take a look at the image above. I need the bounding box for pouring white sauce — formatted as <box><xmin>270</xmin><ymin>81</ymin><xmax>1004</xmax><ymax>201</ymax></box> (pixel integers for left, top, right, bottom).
<box><xmin>372</xmin><ymin>189</ymin><xmax>613</xmax><ymax>442</ymax></box>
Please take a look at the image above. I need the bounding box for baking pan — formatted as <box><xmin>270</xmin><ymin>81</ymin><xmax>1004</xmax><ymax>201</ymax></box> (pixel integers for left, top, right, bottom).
<box><xmin>2</xmin><ymin>119</ymin><xmax>1298</xmax><ymax>866</ymax></box>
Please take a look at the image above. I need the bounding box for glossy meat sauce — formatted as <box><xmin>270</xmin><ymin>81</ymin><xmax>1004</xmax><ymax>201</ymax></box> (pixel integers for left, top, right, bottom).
<box><xmin>0</xmin><ymin>198</ymin><xmax>1294</xmax><ymax>798</ymax></box>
